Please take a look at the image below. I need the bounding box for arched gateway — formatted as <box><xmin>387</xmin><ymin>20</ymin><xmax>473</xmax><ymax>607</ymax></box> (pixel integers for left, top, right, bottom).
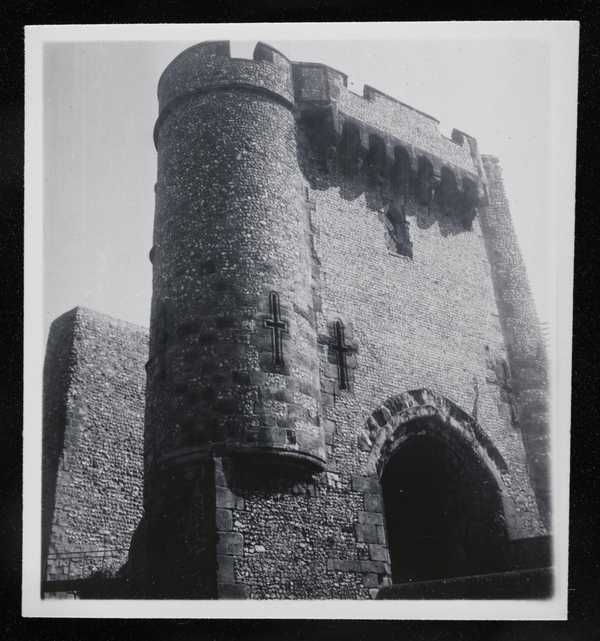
<box><xmin>360</xmin><ymin>389</ymin><xmax>514</xmax><ymax>584</ymax></box>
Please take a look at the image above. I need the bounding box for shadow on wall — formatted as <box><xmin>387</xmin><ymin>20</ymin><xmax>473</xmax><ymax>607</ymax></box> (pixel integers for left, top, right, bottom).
<box><xmin>296</xmin><ymin>115</ymin><xmax>481</xmax><ymax>240</ymax></box>
<box><xmin>41</xmin><ymin>309</ymin><xmax>77</xmax><ymax>584</ymax></box>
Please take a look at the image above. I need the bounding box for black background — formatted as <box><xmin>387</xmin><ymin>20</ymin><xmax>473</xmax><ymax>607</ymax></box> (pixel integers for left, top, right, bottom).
<box><xmin>2</xmin><ymin>4</ymin><xmax>598</xmax><ymax>640</ymax></box>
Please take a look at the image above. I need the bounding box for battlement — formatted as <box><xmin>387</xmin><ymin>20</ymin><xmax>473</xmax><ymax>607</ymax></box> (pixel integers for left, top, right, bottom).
<box><xmin>363</xmin><ymin>85</ymin><xmax>440</xmax><ymax>125</ymax></box>
<box><xmin>155</xmin><ymin>41</ymin><xmax>296</xmax><ymax>146</ymax></box>
<box><xmin>155</xmin><ymin>41</ymin><xmax>486</xmax><ymax>213</ymax></box>
<box><xmin>291</xmin><ymin>51</ymin><xmax>481</xmax><ymax>178</ymax></box>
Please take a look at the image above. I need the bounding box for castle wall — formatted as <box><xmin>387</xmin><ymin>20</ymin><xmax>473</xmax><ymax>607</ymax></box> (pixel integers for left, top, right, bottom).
<box><xmin>141</xmin><ymin>41</ymin><xmax>549</xmax><ymax>600</ymax></box>
<box><xmin>309</xmin><ymin>160</ymin><xmax>543</xmax><ymax>531</ymax></box>
<box><xmin>337</xmin><ymin>87</ymin><xmax>477</xmax><ymax>173</ymax></box>
<box><xmin>42</xmin><ymin>307</ymin><xmax>147</xmax><ymax>583</ymax></box>
<box><xmin>479</xmin><ymin>156</ymin><xmax>551</xmax><ymax>527</ymax></box>
<box><xmin>293</xmin><ymin>62</ymin><xmax>478</xmax><ymax>174</ymax></box>
<box><xmin>220</xmin><ymin>151</ymin><xmax>546</xmax><ymax>600</ymax></box>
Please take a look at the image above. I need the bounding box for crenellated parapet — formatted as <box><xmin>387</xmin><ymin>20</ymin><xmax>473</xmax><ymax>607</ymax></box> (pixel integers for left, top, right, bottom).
<box><xmin>292</xmin><ymin>59</ymin><xmax>488</xmax><ymax>229</ymax></box>
<box><xmin>293</xmin><ymin>61</ymin><xmax>477</xmax><ymax>170</ymax></box>
<box><xmin>155</xmin><ymin>41</ymin><xmax>296</xmax><ymax>147</ymax></box>
<box><xmin>154</xmin><ymin>41</ymin><xmax>488</xmax><ymax>230</ymax></box>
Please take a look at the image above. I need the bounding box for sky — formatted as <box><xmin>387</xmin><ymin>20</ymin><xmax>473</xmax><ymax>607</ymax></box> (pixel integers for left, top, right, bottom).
<box><xmin>42</xmin><ymin>29</ymin><xmax>564</xmax><ymax>338</ymax></box>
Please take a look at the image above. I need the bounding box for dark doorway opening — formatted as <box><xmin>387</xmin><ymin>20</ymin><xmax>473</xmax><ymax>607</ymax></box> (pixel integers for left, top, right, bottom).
<box><xmin>381</xmin><ymin>424</ymin><xmax>508</xmax><ymax>584</ymax></box>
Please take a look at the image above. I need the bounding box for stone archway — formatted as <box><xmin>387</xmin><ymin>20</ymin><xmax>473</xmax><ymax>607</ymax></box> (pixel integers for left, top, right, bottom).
<box><xmin>359</xmin><ymin>389</ymin><xmax>513</xmax><ymax>583</ymax></box>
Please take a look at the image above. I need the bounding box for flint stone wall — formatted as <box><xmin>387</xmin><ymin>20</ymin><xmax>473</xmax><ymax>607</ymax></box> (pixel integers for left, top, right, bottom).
<box><xmin>220</xmin><ymin>140</ymin><xmax>545</xmax><ymax>599</ymax></box>
<box><xmin>204</xmin><ymin>43</ymin><xmax>545</xmax><ymax>600</ymax></box>
<box><xmin>42</xmin><ymin>42</ymin><xmax>549</xmax><ymax>600</ymax></box>
<box><xmin>42</xmin><ymin>307</ymin><xmax>147</xmax><ymax>582</ymax></box>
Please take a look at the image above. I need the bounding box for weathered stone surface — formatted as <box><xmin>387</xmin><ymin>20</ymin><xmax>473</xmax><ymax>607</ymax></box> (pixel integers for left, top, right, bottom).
<box><xmin>218</xmin><ymin>583</ymin><xmax>248</xmax><ymax>599</ymax></box>
<box><xmin>216</xmin><ymin>487</ymin><xmax>245</xmax><ymax>511</ymax></box>
<box><xmin>355</xmin><ymin>523</ymin><xmax>379</xmax><ymax>544</ymax></box>
<box><xmin>42</xmin><ymin>40</ymin><xmax>550</xmax><ymax>601</ymax></box>
<box><xmin>327</xmin><ymin>558</ymin><xmax>355</xmax><ymax>572</ymax></box>
<box><xmin>368</xmin><ymin>544</ymin><xmax>390</xmax><ymax>562</ymax></box>
<box><xmin>359</xmin><ymin>560</ymin><xmax>387</xmax><ymax>574</ymax></box>
<box><xmin>42</xmin><ymin>307</ymin><xmax>146</xmax><ymax>583</ymax></box>
<box><xmin>363</xmin><ymin>573</ymin><xmax>379</xmax><ymax>588</ymax></box>
<box><xmin>351</xmin><ymin>476</ymin><xmax>380</xmax><ymax>494</ymax></box>
<box><xmin>216</xmin><ymin>509</ymin><xmax>233</xmax><ymax>532</ymax></box>
<box><xmin>480</xmin><ymin>156</ymin><xmax>551</xmax><ymax>528</ymax></box>
<box><xmin>149</xmin><ymin>40</ymin><xmax>326</xmax><ymax>471</ymax></box>
<box><xmin>364</xmin><ymin>493</ymin><xmax>383</xmax><ymax>513</ymax></box>
<box><xmin>217</xmin><ymin>532</ymin><xmax>244</xmax><ymax>556</ymax></box>
<box><xmin>358</xmin><ymin>511</ymin><xmax>384</xmax><ymax>526</ymax></box>
<box><xmin>216</xmin><ymin>554</ymin><xmax>235</xmax><ymax>583</ymax></box>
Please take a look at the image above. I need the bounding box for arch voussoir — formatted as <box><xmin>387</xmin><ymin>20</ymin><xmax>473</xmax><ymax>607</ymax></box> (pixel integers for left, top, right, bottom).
<box><xmin>361</xmin><ymin>388</ymin><xmax>507</xmax><ymax>478</ymax></box>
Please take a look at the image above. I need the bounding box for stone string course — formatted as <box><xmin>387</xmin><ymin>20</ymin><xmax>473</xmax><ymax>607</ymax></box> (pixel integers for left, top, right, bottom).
<box><xmin>42</xmin><ymin>41</ymin><xmax>551</xmax><ymax>599</ymax></box>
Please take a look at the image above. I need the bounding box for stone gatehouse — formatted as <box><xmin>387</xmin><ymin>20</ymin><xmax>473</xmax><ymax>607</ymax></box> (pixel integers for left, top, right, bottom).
<box><xmin>42</xmin><ymin>41</ymin><xmax>552</xmax><ymax>600</ymax></box>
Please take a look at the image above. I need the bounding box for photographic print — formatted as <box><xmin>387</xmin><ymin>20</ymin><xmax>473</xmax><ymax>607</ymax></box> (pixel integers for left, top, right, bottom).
<box><xmin>24</xmin><ymin>22</ymin><xmax>577</xmax><ymax>618</ymax></box>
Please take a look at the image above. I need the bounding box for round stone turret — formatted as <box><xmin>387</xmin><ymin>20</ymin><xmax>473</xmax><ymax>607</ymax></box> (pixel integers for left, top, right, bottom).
<box><xmin>145</xmin><ymin>41</ymin><xmax>326</xmax><ymax>483</ymax></box>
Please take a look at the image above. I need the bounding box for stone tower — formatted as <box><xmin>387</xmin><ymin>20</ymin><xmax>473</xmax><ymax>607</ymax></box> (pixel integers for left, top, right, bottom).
<box><xmin>141</xmin><ymin>41</ymin><xmax>327</xmax><ymax>597</ymax></box>
<box><xmin>42</xmin><ymin>41</ymin><xmax>552</xmax><ymax>600</ymax></box>
<box><xmin>135</xmin><ymin>40</ymin><xmax>551</xmax><ymax>599</ymax></box>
